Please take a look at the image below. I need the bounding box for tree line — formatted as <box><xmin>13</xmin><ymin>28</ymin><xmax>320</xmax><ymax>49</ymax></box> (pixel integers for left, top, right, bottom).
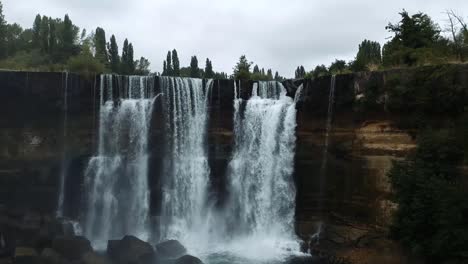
<box><xmin>0</xmin><ymin>1</ymin><xmax>150</xmax><ymax>76</ymax></box>
<box><xmin>161</xmin><ymin>49</ymin><xmax>228</xmax><ymax>79</ymax></box>
<box><xmin>294</xmin><ymin>9</ymin><xmax>468</xmax><ymax>79</ymax></box>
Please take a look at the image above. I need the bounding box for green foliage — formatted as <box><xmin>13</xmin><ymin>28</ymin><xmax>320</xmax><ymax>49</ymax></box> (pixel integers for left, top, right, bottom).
<box><xmin>385</xmin><ymin>65</ymin><xmax>466</xmax><ymax>119</ymax></box>
<box><xmin>295</xmin><ymin>65</ymin><xmax>306</xmax><ymax>78</ymax></box>
<box><xmin>233</xmin><ymin>55</ymin><xmax>252</xmax><ymax>80</ymax></box>
<box><xmin>351</xmin><ymin>40</ymin><xmax>381</xmax><ymax>71</ymax></box>
<box><xmin>190</xmin><ymin>56</ymin><xmax>199</xmax><ymax>78</ymax></box>
<box><xmin>67</xmin><ymin>48</ymin><xmax>105</xmax><ymax>78</ymax></box>
<box><xmin>389</xmin><ymin>130</ymin><xmax>468</xmax><ymax>262</ymax></box>
<box><xmin>328</xmin><ymin>59</ymin><xmax>348</xmax><ymax>74</ymax></box>
<box><xmin>0</xmin><ymin>1</ymin><xmax>7</xmax><ymax>59</ymax></box>
<box><xmin>204</xmin><ymin>58</ymin><xmax>214</xmax><ymax>78</ymax></box>
<box><xmin>94</xmin><ymin>27</ymin><xmax>108</xmax><ymax>64</ymax></box>
<box><xmin>135</xmin><ymin>57</ymin><xmax>150</xmax><ymax>75</ymax></box>
<box><xmin>120</xmin><ymin>39</ymin><xmax>135</xmax><ymax>75</ymax></box>
<box><xmin>107</xmin><ymin>35</ymin><xmax>119</xmax><ymax>73</ymax></box>
<box><xmin>172</xmin><ymin>49</ymin><xmax>180</xmax><ymax>76</ymax></box>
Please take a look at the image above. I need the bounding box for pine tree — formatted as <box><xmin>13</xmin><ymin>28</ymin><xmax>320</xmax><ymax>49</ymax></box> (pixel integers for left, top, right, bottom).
<box><xmin>94</xmin><ymin>27</ymin><xmax>108</xmax><ymax>64</ymax></box>
<box><xmin>204</xmin><ymin>58</ymin><xmax>214</xmax><ymax>78</ymax></box>
<box><xmin>108</xmin><ymin>35</ymin><xmax>120</xmax><ymax>73</ymax></box>
<box><xmin>32</xmin><ymin>14</ymin><xmax>42</xmax><ymax>49</ymax></box>
<box><xmin>163</xmin><ymin>61</ymin><xmax>167</xmax><ymax>76</ymax></box>
<box><xmin>233</xmin><ymin>55</ymin><xmax>252</xmax><ymax>80</ymax></box>
<box><xmin>253</xmin><ymin>65</ymin><xmax>260</xmax><ymax>74</ymax></box>
<box><xmin>274</xmin><ymin>71</ymin><xmax>280</xmax><ymax>81</ymax></box>
<box><xmin>190</xmin><ymin>56</ymin><xmax>199</xmax><ymax>78</ymax></box>
<box><xmin>49</xmin><ymin>18</ymin><xmax>56</xmax><ymax>55</ymax></box>
<box><xmin>172</xmin><ymin>49</ymin><xmax>180</xmax><ymax>76</ymax></box>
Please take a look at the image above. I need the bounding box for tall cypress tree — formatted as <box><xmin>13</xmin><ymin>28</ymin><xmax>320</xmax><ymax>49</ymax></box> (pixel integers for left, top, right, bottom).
<box><xmin>128</xmin><ymin>43</ymin><xmax>135</xmax><ymax>74</ymax></box>
<box><xmin>204</xmin><ymin>58</ymin><xmax>214</xmax><ymax>78</ymax></box>
<box><xmin>172</xmin><ymin>49</ymin><xmax>180</xmax><ymax>76</ymax></box>
<box><xmin>121</xmin><ymin>39</ymin><xmax>129</xmax><ymax>74</ymax></box>
<box><xmin>94</xmin><ymin>27</ymin><xmax>108</xmax><ymax>64</ymax></box>
<box><xmin>190</xmin><ymin>56</ymin><xmax>199</xmax><ymax>78</ymax></box>
<box><xmin>163</xmin><ymin>61</ymin><xmax>167</xmax><ymax>76</ymax></box>
<box><xmin>61</xmin><ymin>14</ymin><xmax>75</xmax><ymax>57</ymax></box>
<box><xmin>267</xmin><ymin>69</ymin><xmax>273</xmax><ymax>80</ymax></box>
<box><xmin>32</xmin><ymin>14</ymin><xmax>42</xmax><ymax>49</ymax></box>
<box><xmin>166</xmin><ymin>51</ymin><xmax>172</xmax><ymax>76</ymax></box>
<box><xmin>39</xmin><ymin>16</ymin><xmax>50</xmax><ymax>53</ymax></box>
<box><xmin>108</xmin><ymin>35</ymin><xmax>120</xmax><ymax>73</ymax></box>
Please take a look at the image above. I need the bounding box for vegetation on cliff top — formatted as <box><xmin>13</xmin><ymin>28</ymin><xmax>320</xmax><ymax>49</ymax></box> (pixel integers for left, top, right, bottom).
<box><xmin>295</xmin><ymin>10</ymin><xmax>468</xmax><ymax>79</ymax></box>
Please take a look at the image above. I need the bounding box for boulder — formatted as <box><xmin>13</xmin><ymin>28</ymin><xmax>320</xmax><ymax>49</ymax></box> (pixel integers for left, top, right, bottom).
<box><xmin>155</xmin><ymin>240</ymin><xmax>186</xmax><ymax>259</ymax></box>
<box><xmin>14</xmin><ymin>247</ymin><xmax>41</xmax><ymax>264</ymax></box>
<box><xmin>81</xmin><ymin>251</ymin><xmax>112</xmax><ymax>264</ymax></box>
<box><xmin>107</xmin><ymin>235</ymin><xmax>154</xmax><ymax>264</ymax></box>
<box><xmin>52</xmin><ymin>236</ymin><xmax>92</xmax><ymax>260</ymax></box>
<box><xmin>174</xmin><ymin>255</ymin><xmax>203</xmax><ymax>264</ymax></box>
<box><xmin>41</xmin><ymin>248</ymin><xmax>61</xmax><ymax>263</ymax></box>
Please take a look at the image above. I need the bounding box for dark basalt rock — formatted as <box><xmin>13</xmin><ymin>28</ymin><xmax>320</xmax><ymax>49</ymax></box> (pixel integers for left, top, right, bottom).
<box><xmin>52</xmin><ymin>236</ymin><xmax>92</xmax><ymax>260</ymax></box>
<box><xmin>107</xmin><ymin>235</ymin><xmax>154</xmax><ymax>264</ymax></box>
<box><xmin>155</xmin><ymin>240</ymin><xmax>187</xmax><ymax>259</ymax></box>
<box><xmin>174</xmin><ymin>255</ymin><xmax>203</xmax><ymax>264</ymax></box>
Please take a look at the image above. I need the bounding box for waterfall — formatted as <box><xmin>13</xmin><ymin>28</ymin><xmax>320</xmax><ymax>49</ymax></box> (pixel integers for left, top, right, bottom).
<box><xmin>159</xmin><ymin>77</ymin><xmax>213</xmax><ymax>243</ymax></box>
<box><xmin>318</xmin><ymin>75</ymin><xmax>336</xmax><ymax>205</ymax></box>
<box><xmin>83</xmin><ymin>74</ymin><xmax>157</xmax><ymax>249</ymax></box>
<box><xmin>294</xmin><ymin>84</ymin><xmax>304</xmax><ymax>103</ymax></box>
<box><xmin>57</xmin><ymin>72</ymin><xmax>69</xmax><ymax>217</ymax></box>
<box><xmin>224</xmin><ymin>80</ymin><xmax>300</xmax><ymax>259</ymax></box>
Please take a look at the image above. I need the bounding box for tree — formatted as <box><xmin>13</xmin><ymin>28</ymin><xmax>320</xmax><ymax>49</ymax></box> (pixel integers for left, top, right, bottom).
<box><xmin>39</xmin><ymin>16</ymin><xmax>50</xmax><ymax>53</ymax></box>
<box><xmin>61</xmin><ymin>14</ymin><xmax>77</xmax><ymax>58</ymax></box>
<box><xmin>329</xmin><ymin>59</ymin><xmax>347</xmax><ymax>74</ymax></box>
<box><xmin>204</xmin><ymin>58</ymin><xmax>214</xmax><ymax>78</ymax></box>
<box><xmin>164</xmin><ymin>51</ymin><xmax>172</xmax><ymax>76</ymax></box>
<box><xmin>121</xmin><ymin>39</ymin><xmax>129</xmax><ymax>74</ymax></box>
<box><xmin>295</xmin><ymin>65</ymin><xmax>306</xmax><ymax>79</ymax></box>
<box><xmin>94</xmin><ymin>27</ymin><xmax>108</xmax><ymax>64</ymax></box>
<box><xmin>446</xmin><ymin>10</ymin><xmax>468</xmax><ymax>62</ymax></box>
<box><xmin>233</xmin><ymin>55</ymin><xmax>252</xmax><ymax>80</ymax></box>
<box><xmin>128</xmin><ymin>43</ymin><xmax>134</xmax><ymax>74</ymax></box>
<box><xmin>389</xmin><ymin>131</ymin><xmax>468</xmax><ymax>262</ymax></box>
<box><xmin>107</xmin><ymin>34</ymin><xmax>120</xmax><ymax>73</ymax></box>
<box><xmin>32</xmin><ymin>14</ymin><xmax>42</xmax><ymax>49</ymax></box>
<box><xmin>163</xmin><ymin>60</ymin><xmax>167</xmax><ymax>76</ymax></box>
<box><xmin>4</xmin><ymin>23</ymin><xmax>23</xmax><ymax>57</ymax></box>
<box><xmin>190</xmin><ymin>55</ymin><xmax>199</xmax><ymax>78</ymax></box>
<box><xmin>274</xmin><ymin>71</ymin><xmax>282</xmax><ymax>81</ymax></box>
<box><xmin>172</xmin><ymin>49</ymin><xmax>180</xmax><ymax>76</ymax></box>
<box><xmin>311</xmin><ymin>64</ymin><xmax>329</xmax><ymax>79</ymax></box>
<box><xmin>253</xmin><ymin>64</ymin><xmax>260</xmax><ymax>74</ymax></box>
<box><xmin>135</xmin><ymin>57</ymin><xmax>150</xmax><ymax>75</ymax></box>
<box><xmin>351</xmin><ymin>40</ymin><xmax>381</xmax><ymax>71</ymax></box>
<box><xmin>383</xmin><ymin>10</ymin><xmax>444</xmax><ymax>66</ymax></box>
<box><xmin>266</xmin><ymin>69</ymin><xmax>273</xmax><ymax>80</ymax></box>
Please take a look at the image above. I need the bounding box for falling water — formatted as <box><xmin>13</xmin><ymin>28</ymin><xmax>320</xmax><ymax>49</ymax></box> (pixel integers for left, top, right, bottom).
<box><xmin>159</xmin><ymin>77</ymin><xmax>213</xmax><ymax>244</ymax></box>
<box><xmin>84</xmin><ymin>74</ymin><xmax>157</xmax><ymax>248</ymax></box>
<box><xmin>57</xmin><ymin>72</ymin><xmax>69</xmax><ymax>217</ymax></box>
<box><xmin>222</xmin><ymin>80</ymin><xmax>300</xmax><ymax>261</ymax></box>
<box><xmin>294</xmin><ymin>84</ymin><xmax>304</xmax><ymax>103</ymax></box>
<box><xmin>313</xmin><ymin>75</ymin><xmax>337</xmax><ymax>244</ymax></box>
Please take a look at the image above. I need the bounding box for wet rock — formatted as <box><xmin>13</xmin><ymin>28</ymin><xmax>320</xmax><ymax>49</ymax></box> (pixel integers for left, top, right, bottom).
<box><xmin>107</xmin><ymin>235</ymin><xmax>154</xmax><ymax>264</ymax></box>
<box><xmin>155</xmin><ymin>240</ymin><xmax>186</xmax><ymax>259</ymax></box>
<box><xmin>81</xmin><ymin>251</ymin><xmax>112</xmax><ymax>264</ymax></box>
<box><xmin>52</xmin><ymin>236</ymin><xmax>92</xmax><ymax>260</ymax></box>
<box><xmin>174</xmin><ymin>255</ymin><xmax>203</xmax><ymax>264</ymax></box>
<box><xmin>41</xmin><ymin>248</ymin><xmax>61</xmax><ymax>263</ymax></box>
<box><xmin>14</xmin><ymin>247</ymin><xmax>41</xmax><ymax>264</ymax></box>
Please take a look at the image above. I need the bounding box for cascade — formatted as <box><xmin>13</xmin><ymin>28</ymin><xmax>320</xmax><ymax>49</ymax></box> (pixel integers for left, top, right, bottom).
<box><xmin>159</xmin><ymin>77</ymin><xmax>213</xmax><ymax>244</ymax></box>
<box><xmin>57</xmin><ymin>72</ymin><xmax>69</xmax><ymax>217</ymax></box>
<box><xmin>83</xmin><ymin>75</ymin><xmax>157</xmax><ymax>248</ymax></box>
<box><xmin>223</xmin><ymin>80</ymin><xmax>300</xmax><ymax>260</ymax></box>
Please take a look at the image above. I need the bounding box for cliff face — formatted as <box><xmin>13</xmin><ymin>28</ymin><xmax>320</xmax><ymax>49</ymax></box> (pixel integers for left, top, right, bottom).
<box><xmin>2</xmin><ymin>65</ymin><xmax>467</xmax><ymax>237</ymax></box>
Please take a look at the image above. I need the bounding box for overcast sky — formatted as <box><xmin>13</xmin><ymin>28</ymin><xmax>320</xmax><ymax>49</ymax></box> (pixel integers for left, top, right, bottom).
<box><xmin>2</xmin><ymin>0</ymin><xmax>467</xmax><ymax>77</ymax></box>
